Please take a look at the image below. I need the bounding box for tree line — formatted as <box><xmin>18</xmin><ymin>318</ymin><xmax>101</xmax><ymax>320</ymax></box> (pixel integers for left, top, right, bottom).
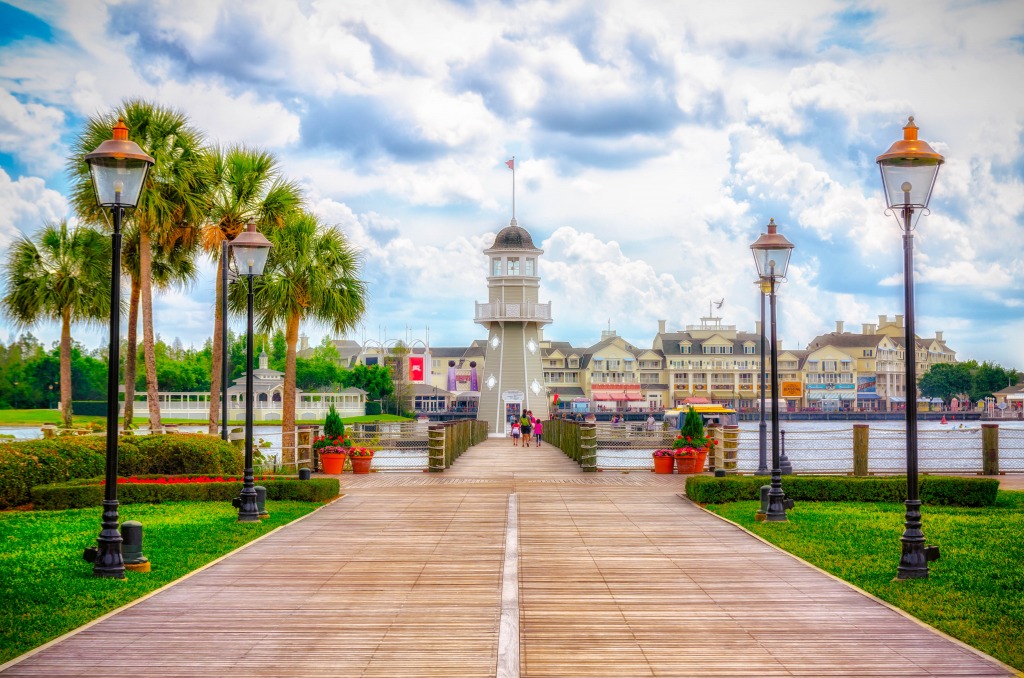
<box><xmin>0</xmin><ymin>330</ymin><xmax>396</xmax><ymax>413</ymax></box>
<box><xmin>1</xmin><ymin>98</ymin><xmax>367</xmax><ymax>436</ymax></box>
<box><xmin>917</xmin><ymin>360</ymin><xmax>1021</xmax><ymax>404</ymax></box>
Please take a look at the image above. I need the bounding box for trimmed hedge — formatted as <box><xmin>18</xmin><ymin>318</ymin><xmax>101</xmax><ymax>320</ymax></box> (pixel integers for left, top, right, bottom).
<box><xmin>685</xmin><ymin>474</ymin><xmax>999</xmax><ymax>507</ymax></box>
<box><xmin>0</xmin><ymin>434</ymin><xmax>244</xmax><ymax>509</ymax></box>
<box><xmin>31</xmin><ymin>476</ymin><xmax>339</xmax><ymax>510</ymax></box>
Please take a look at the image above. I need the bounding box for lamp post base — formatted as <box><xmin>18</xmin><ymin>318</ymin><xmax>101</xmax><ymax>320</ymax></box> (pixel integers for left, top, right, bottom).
<box><xmin>93</xmin><ymin>500</ymin><xmax>125</xmax><ymax>578</ymax></box>
<box><xmin>896</xmin><ymin>499</ymin><xmax>938</xmax><ymax>580</ymax></box>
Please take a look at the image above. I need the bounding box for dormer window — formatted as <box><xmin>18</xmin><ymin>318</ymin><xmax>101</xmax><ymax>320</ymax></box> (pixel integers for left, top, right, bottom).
<box><xmin>680</xmin><ymin>342</ymin><xmax>691</xmax><ymax>354</ymax></box>
<box><xmin>507</xmin><ymin>257</ymin><xmax>520</xmax><ymax>275</ymax></box>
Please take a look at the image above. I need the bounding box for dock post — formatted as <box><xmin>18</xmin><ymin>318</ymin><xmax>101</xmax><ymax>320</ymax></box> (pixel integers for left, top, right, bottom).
<box><xmin>428</xmin><ymin>424</ymin><xmax>445</xmax><ymax>472</ymax></box>
<box><xmin>982</xmin><ymin>424</ymin><xmax>999</xmax><ymax>475</ymax></box>
<box><xmin>580</xmin><ymin>423</ymin><xmax>597</xmax><ymax>472</ymax></box>
<box><xmin>853</xmin><ymin>424</ymin><xmax>869</xmax><ymax>476</ymax></box>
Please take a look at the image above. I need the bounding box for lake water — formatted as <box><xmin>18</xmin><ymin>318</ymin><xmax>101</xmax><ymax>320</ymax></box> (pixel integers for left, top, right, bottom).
<box><xmin>4</xmin><ymin>420</ymin><xmax>1022</xmax><ymax>474</ymax></box>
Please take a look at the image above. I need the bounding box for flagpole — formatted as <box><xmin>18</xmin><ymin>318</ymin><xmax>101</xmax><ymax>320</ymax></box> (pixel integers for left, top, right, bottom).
<box><xmin>511</xmin><ymin>155</ymin><xmax>516</xmax><ymax>219</ymax></box>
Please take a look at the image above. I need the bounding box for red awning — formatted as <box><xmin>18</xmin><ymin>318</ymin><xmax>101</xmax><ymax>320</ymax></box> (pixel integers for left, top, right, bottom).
<box><xmin>682</xmin><ymin>396</ymin><xmax>710</xmax><ymax>404</ymax></box>
<box><xmin>593</xmin><ymin>393</ymin><xmax>612</xmax><ymax>401</ymax></box>
<box><xmin>626</xmin><ymin>393</ymin><xmax>643</xmax><ymax>401</ymax></box>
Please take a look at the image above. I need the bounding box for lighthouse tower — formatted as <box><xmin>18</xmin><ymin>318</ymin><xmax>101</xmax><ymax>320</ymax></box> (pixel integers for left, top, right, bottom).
<box><xmin>475</xmin><ymin>218</ymin><xmax>552</xmax><ymax>435</ymax></box>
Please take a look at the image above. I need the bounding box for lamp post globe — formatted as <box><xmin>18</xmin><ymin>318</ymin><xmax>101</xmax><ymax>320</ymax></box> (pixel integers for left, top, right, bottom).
<box><xmin>750</xmin><ymin>218</ymin><xmax>794</xmax><ymax>522</ymax></box>
<box><xmin>84</xmin><ymin>118</ymin><xmax>153</xmax><ymax>578</ymax></box>
<box><xmin>229</xmin><ymin>219</ymin><xmax>273</xmax><ymax>523</ymax></box>
<box><xmin>877</xmin><ymin>116</ymin><xmax>944</xmax><ymax>580</ymax></box>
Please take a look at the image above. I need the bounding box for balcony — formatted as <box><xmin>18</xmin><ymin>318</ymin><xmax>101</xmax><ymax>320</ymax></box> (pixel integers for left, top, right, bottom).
<box><xmin>475</xmin><ymin>301</ymin><xmax>552</xmax><ymax>325</ymax></box>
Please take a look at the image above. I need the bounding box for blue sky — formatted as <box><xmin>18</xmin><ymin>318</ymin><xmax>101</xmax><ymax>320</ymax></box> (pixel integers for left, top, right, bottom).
<box><xmin>1</xmin><ymin>0</ymin><xmax>1022</xmax><ymax>368</ymax></box>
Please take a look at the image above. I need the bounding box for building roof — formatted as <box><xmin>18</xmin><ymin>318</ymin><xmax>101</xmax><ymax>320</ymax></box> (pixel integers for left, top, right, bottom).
<box><xmin>489</xmin><ymin>218</ymin><xmax>537</xmax><ymax>250</ymax></box>
<box><xmin>807</xmin><ymin>332</ymin><xmax>886</xmax><ymax>350</ymax></box>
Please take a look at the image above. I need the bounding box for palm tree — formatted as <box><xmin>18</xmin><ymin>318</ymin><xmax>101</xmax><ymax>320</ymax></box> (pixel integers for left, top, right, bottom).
<box><xmin>68</xmin><ymin>99</ymin><xmax>209</xmax><ymax>430</ymax></box>
<box><xmin>1</xmin><ymin>221</ymin><xmax>111</xmax><ymax>427</ymax></box>
<box><xmin>120</xmin><ymin>223</ymin><xmax>199</xmax><ymax>428</ymax></box>
<box><xmin>201</xmin><ymin>145</ymin><xmax>302</xmax><ymax>435</ymax></box>
<box><xmin>229</xmin><ymin>211</ymin><xmax>366</xmax><ymax>465</ymax></box>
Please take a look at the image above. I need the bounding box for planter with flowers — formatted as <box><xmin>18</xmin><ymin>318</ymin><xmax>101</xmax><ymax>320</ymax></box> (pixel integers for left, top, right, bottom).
<box><xmin>347</xmin><ymin>447</ymin><xmax>375</xmax><ymax>474</ymax></box>
<box><xmin>673</xmin><ymin>407</ymin><xmax>718</xmax><ymax>474</ymax></box>
<box><xmin>652</xmin><ymin>448</ymin><xmax>676</xmax><ymax>474</ymax></box>
<box><xmin>315</xmin><ymin>405</ymin><xmax>351</xmax><ymax>474</ymax></box>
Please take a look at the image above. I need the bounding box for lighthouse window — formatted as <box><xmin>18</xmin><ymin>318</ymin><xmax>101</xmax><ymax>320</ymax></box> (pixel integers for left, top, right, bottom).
<box><xmin>525</xmin><ymin>258</ymin><xmax>535</xmax><ymax>276</ymax></box>
<box><xmin>507</xmin><ymin>257</ymin><xmax>520</xmax><ymax>275</ymax></box>
<box><xmin>492</xmin><ymin>258</ymin><xmax>501</xmax><ymax>276</ymax></box>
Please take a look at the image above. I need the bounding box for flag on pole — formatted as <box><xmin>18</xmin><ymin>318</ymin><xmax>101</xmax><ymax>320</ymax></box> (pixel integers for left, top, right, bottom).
<box><xmin>505</xmin><ymin>158</ymin><xmax>514</xmax><ymax>170</ymax></box>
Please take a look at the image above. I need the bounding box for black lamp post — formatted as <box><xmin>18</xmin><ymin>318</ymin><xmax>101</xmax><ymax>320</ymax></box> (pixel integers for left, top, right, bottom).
<box><xmin>750</xmin><ymin>218</ymin><xmax>795</xmax><ymax>522</ymax></box>
<box><xmin>755</xmin><ymin>278</ymin><xmax>771</xmax><ymax>476</ymax></box>
<box><xmin>229</xmin><ymin>219</ymin><xmax>272</xmax><ymax>522</ymax></box>
<box><xmin>877</xmin><ymin>116</ymin><xmax>944</xmax><ymax>579</ymax></box>
<box><xmin>85</xmin><ymin>118</ymin><xmax>154</xmax><ymax>578</ymax></box>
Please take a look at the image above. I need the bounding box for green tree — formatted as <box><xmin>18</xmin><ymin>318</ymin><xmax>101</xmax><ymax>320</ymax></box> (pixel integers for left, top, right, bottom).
<box><xmin>201</xmin><ymin>145</ymin><xmax>302</xmax><ymax>435</ymax></box>
<box><xmin>341</xmin><ymin>364</ymin><xmax>395</xmax><ymax>405</ymax></box>
<box><xmin>1</xmin><ymin>222</ymin><xmax>110</xmax><ymax>426</ymax></box>
<box><xmin>229</xmin><ymin>210</ymin><xmax>366</xmax><ymax>462</ymax></box>
<box><xmin>970</xmin><ymin>361</ymin><xmax>1018</xmax><ymax>401</ymax></box>
<box><xmin>69</xmin><ymin>99</ymin><xmax>209</xmax><ymax>431</ymax></box>
<box><xmin>919</xmin><ymin>362</ymin><xmax>972</xmax><ymax>402</ymax></box>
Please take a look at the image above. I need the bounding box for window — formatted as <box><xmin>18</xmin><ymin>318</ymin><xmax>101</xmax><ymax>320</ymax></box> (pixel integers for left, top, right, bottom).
<box><xmin>863</xmin><ymin>349</ymin><xmax>873</xmax><ymax>357</ymax></box>
<box><xmin>492</xmin><ymin>258</ymin><xmax>501</xmax><ymax>276</ymax></box>
<box><xmin>507</xmin><ymin>257</ymin><xmax>520</xmax><ymax>275</ymax></box>
<box><xmin>680</xmin><ymin>343</ymin><xmax>691</xmax><ymax>354</ymax></box>
<box><xmin>744</xmin><ymin>344</ymin><xmax>756</xmax><ymax>354</ymax></box>
<box><xmin>525</xmin><ymin>258</ymin><xmax>535</xmax><ymax>276</ymax></box>
<box><xmin>822</xmin><ymin>360</ymin><xmax>838</xmax><ymax>372</ymax></box>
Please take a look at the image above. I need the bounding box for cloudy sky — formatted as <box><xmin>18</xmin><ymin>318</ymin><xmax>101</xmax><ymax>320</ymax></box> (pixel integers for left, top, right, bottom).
<box><xmin>1</xmin><ymin>0</ymin><xmax>1023</xmax><ymax>368</ymax></box>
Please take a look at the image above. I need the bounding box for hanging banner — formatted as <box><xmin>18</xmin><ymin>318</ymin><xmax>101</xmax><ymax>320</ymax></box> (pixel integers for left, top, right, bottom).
<box><xmin>408</xmin><ymin>356</ymin><xmax>425</xmax><ymax>382</ymax></box>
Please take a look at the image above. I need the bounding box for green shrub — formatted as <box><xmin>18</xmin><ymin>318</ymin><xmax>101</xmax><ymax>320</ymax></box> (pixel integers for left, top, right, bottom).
<box><xmin>0</xmin><ymin>434</ymin><xmax>244</xmax><ymax>509</ymax></box>
<box><xmin>324</xmin><ymin>404</ymin><xmax>343</xmax><ymax>439</ymax></box>
<box><xmin>685</xmin><ymin>474</ymin><xmax>999</xmax><ymax>507</ymax></box>
<box><xmin>133</xmin><ymin>434</ymin><xmax>242</xmax><ymax>476</ymax></box>
<box><xmin>31</xmin><ymin>476</ymin><xmax>339</xmax><ymax>510</ymax></box>
<box><xmin>0</xmin><ymin>437</ymin><xmax>142</xmax><ymax>509</ymax></box>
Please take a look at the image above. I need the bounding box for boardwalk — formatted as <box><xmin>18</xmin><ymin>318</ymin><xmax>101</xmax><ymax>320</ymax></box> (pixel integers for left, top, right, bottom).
<box><xmin>3</xmin><ymin>438</ymin><xmax>1015</xmax><ymax>677</ymax></box>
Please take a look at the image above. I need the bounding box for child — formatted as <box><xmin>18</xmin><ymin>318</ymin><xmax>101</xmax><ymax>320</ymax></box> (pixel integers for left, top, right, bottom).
<box><xmin>533</xmin><ymin>418</ymin><xmax>543</xmax><ymax>447</ymax></box>
<box><xmin>511</xmin><ymin>421</ymin><xmax>521</xmax><ymax>446</ymax></box>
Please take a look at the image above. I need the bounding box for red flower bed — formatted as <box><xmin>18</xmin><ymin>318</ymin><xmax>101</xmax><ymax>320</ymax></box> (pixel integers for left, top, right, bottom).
<box><xmin>100</xmin><ymin>476</ymin><xmax>268</xmax><ymax>485</ymax></box>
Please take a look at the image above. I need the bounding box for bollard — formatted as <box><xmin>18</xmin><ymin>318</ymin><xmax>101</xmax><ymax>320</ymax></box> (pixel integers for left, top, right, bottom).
<box><xmin>780</xmin><ymin>429</ymin><xmax>793</xmax><ymax>475</ymax></box>
<box><xmin>580</xmin><ymin>423</ymin><xmax>597</xmax><ymax>472</ymax></box>
<box><xmin>853</xmin><ymin>424</ymin><xmax>869</xmax><ymax>476</ymax></box>
<box><xmin>707</xmin><ymin>424</ymin><xmax>722</xmax><ymax>472</ymax></box>
<box><xmin>982</xmin><ymin>424</ymin><xmax>999</xmax><ymax>475</ymax></box>
<box><xmin>722</xmin><ymin>425</ymin><xmax>739</xmax><ymax>474</ymax></box>
<box><xmin>755</xmin><ymin>485</ymin><xmax>770</xmax><ymax>522</ymax></box>
<box><xmin>254</xmin><ymin>486</ymin><xmax>269</xmax><ymax>518</ymax></box>
<box><xmin>428</xmin><ymin>425</ymin><xmax>445</xmax><ymax>472</ymax></box>
<box><xmin>121</xmin><ymin>520</ymin><xmax>150</xmax><ymax>572</ymax></box>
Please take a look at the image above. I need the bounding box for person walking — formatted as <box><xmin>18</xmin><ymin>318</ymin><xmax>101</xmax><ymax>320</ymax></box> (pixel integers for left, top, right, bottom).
<box><xmin>511</xmin><ymin>420</ymin><xmax>521</xmax><ymax>446</ymax></box>
<box><xmin>521</xmin><ymin>411</ymin><xmax>532</xmax><ymax>447</ymax></box>
<box><xmin>533</xmin><ymin>417</ymin><xmax>543</xmax><ymax>447</ymax></box>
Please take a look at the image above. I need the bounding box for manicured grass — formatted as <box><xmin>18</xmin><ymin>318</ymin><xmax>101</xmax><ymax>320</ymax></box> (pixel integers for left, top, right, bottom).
<box><xmin>0</xmin><ymin>409</ymin><xmax>412</xmax><ymax>427</ymax></box>
<box><xmin>0</xmin><ymin>500</ymin><xmax>324</xmax><ymax>664</ymax></box>
<box><xmin>704</xmin><ymin>491</ymin><xmax>1024</xmax><ymax>671</ymax></box>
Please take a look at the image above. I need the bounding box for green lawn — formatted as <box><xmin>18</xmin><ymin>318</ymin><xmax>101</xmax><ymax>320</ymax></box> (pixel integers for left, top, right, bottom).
<box><xmin>0</xmin><ymin>409</ymin><xmax>412</xmax><ymax>428</ymax></box>
<box><xmin>0</xmin><ymin>500</ymin><xmax>324</xmax><ymax>664</ymax></box>
<box><xmin>705</xmin><ymin>491</ymin><xmax>1024</xmax><ymax>672</ymax></box>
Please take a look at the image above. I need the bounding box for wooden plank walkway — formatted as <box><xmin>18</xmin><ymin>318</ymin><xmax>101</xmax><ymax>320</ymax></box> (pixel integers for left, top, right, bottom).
<box><xmin>3</xmin><ymin>436</ymin><xmax>1014</xmax><ymax>676</ymax></box>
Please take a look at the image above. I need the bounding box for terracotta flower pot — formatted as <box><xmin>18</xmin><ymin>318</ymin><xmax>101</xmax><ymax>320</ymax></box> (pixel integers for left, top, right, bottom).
<box><xmin>653</xmin><ymin>454</ymin><xmax>675</xmax><ymax>474</ymax></box>
<box><xmin>319</xmin><ymin>452</ymin><xmax>346</xmax><ymax>475</ymax></box>
<box><xmin>350</xmin><ymin>455</ymin><xmax>373</xmax><ymax>474</ymax></box>
<box><xmin>675</xmin><ymin>454</ymin><xmax>701</xmax><ymax>474</ymax></box>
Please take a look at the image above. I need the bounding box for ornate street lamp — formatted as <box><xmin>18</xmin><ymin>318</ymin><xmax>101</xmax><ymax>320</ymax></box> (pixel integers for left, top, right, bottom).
<box><xmin>85</xmin><ymin>118</ymin><xmax>154</xmax><ymax>578</ymax></box>
<box><xmin>877</xmin><ymin>116</ymin><xmax>944</xmax><ymax>579</ymax></box>
<box><xmin>230</xmin><ymin>219</ymin><xmax>273</xmax><ymax>522</ymax></box>
<box><xmin>755</xmin><ymin>278</ymin><xmax>772</xmax><ymax>476</ymax></box>
<box><xmin>750</xmin><ymin>218</ymin><xmax>795</xmax><ymax>522</ymax></box>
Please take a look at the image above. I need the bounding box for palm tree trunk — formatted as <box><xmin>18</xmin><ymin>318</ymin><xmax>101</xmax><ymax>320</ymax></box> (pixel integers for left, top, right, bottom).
<box><xmin>282</xmin><ymin>311</ymin><xmax>299</xmax><ymax>467</ymax></box>
<box><xmin>60</xmin><ymin>306</ymin><xmax>73</xmax><ymax>428</ymax></box>
<box><xmin>208</xmin><ymin>255</ymin><xmax>224</xmax><ymax>435</ymax></box>
<box><xmin>139</xmin><ymin>231</ymin><xmax>163</xmax><ymax>430</ymax></box>
<box><xmin>122</xmin><ymin>274</ymin><xmax>141</xmax><ymax>429</ymax></box>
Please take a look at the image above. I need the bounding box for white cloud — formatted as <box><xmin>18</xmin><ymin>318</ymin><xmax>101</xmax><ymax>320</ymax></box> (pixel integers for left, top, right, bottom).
<box><xmin>0</xmin><ymin>169</ymin><xmax>67</xmax><ymax>249</ymax></box>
